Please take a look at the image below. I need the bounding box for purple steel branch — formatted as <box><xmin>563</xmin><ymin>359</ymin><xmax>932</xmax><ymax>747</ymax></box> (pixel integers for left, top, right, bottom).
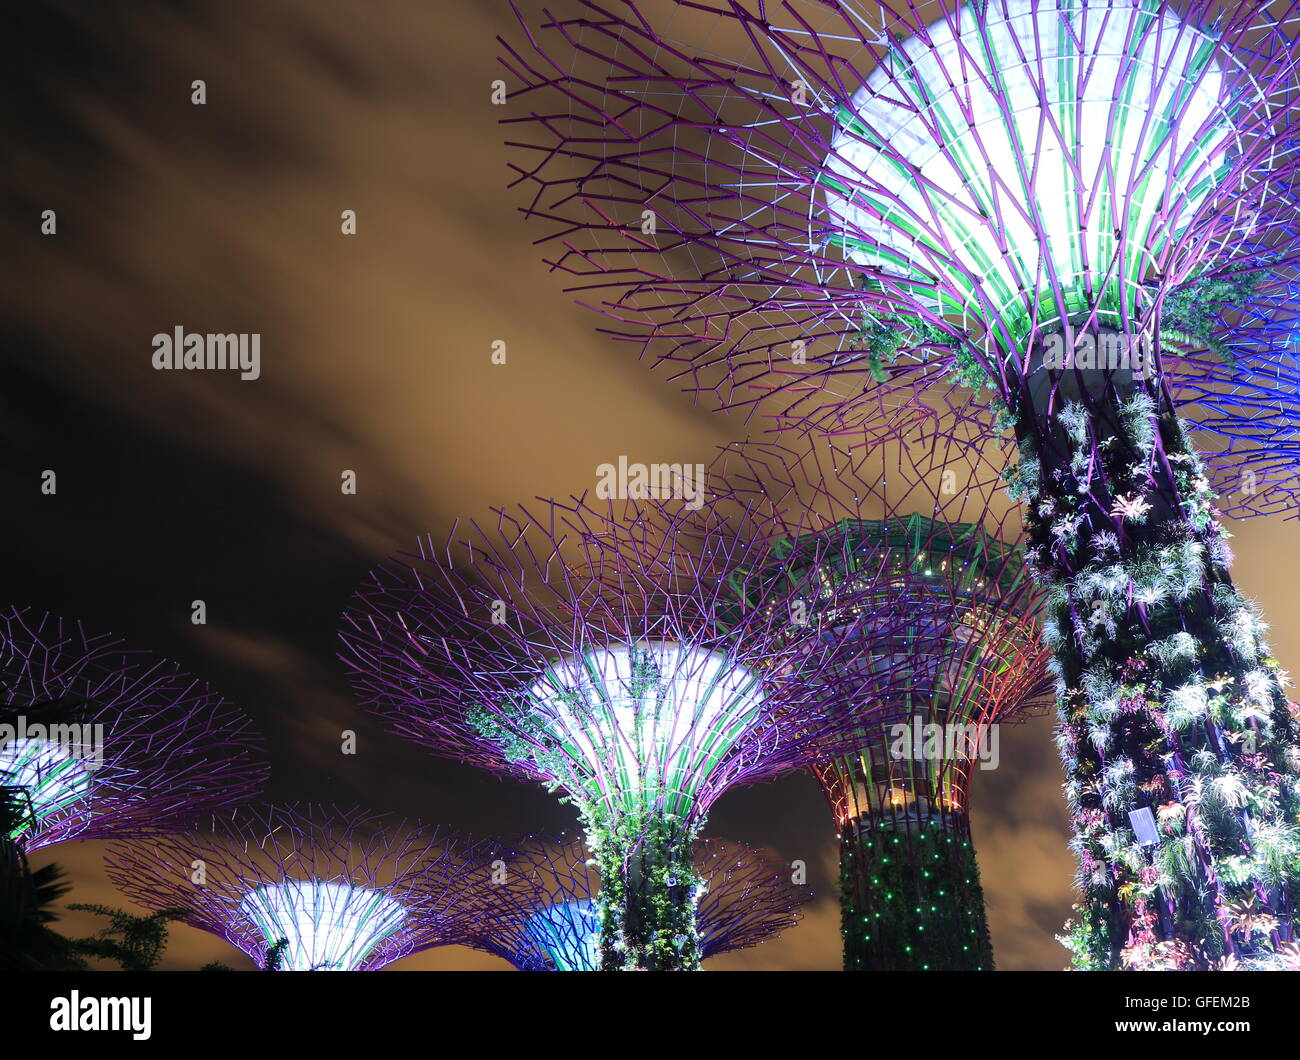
<box><xmin>496</xmin><ymin>0</ymin><xmax>1300</xmax><ymax>512</ymax></box>
<box><xmin>104</xmin><ymin>804</ymin><xmax>501</xmax><ymax>971</ymax></box>
<box><xmin>0</xmin><ymin>606</ymin><xmax>267</xmax><ymax>852</ymax></box>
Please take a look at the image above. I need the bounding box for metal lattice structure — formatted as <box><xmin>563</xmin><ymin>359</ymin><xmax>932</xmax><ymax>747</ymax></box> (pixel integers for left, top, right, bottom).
<box><xmin>0</xmin><ymin>607</ymin><xmax>267</xmax><ymax>852</ymax></box>
<box><xmin>706</xmin><ymin>434</ymin><xmax>1052</xmax><ymax>968</ymax></box>
<box><xmin>470</xmin><ymin>834</ymin><xmax>810</xmax><ymax>969</ymax></box>
<box><xmin>499</xmin><ymin>0</ymin><xmax>1300</xmax><ymax>969</ymax></box>
<box><xmin>497</xmin><ymin>0</ymin><xmax>1300</xmax><ymax>511</ymax></box>
<box><xmin>104</xmin><ymin>805</ymin><xmax>499</xmax><ymax>971</ymax></box>
<box><xmin>340</xmin><ymin>490</ymin><xmax>925</xmax><ymax>969</ymax></box>
<box><xmin>1174</xmin><ymin>270</ymin><xmax>1300</xmax><ymax>517</ymax></box>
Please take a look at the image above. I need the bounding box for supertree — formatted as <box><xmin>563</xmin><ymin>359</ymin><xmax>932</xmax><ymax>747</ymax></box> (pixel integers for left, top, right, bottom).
<box><xmin>469</xmin><ymin>834</ymin><xmax>810</xmax><ymax>969</ymax></box>
<box><xmin>0</xmin><ymin>606</ymin><xmax>267</xmax><ymax>852</ymax></box>
<box><xmin>704</xmin><ymin>433</ymin><xmax>1053</xmax><ymax>969</ymax></box>
<box><xmin>339</xmin><ymin>490</ymin><xmax>925</xmax><ymax>970</ymax></box>
<box><xmin>104</xmin><ymin>805</ymin><xmax>498</xmax><ymax>971</ymax></box>
<box><xmin>497</xmin><ymin>0</ymin><xmax>1300</xmax><ymax>968</ymax></box>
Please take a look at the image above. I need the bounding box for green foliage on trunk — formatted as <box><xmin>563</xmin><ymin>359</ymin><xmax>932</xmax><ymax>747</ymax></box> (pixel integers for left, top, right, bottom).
<box><xmin>589</xmin><ymin>811</ymin><xmax>701</xmax><ymax>971</ymax></box>
<box><xmin>1008</xmin><ymin>373</ymin><xmax>1300</xmax><ymax>969</ymax></box>
<box><xmin>1161</xmin><ymin>273</ymin><xmax>1261</xmax><ymax>366</ymax></box>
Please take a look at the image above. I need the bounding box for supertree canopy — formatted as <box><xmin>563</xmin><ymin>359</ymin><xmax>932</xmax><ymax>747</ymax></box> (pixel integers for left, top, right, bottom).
<box><xmin>469</xmin><ymin>834</ymin><xmax>810</xmax><ymax>969</ymax></box>
<box><xmin>0</xmin><ymin>607</ymin><xmax>267</xmax><ymax>852</ymax></box>
<box><xmin>498</xmin><ymin>0</ymin><xmax>1300</xmax><ymax>968</ymax></box>
<box><xmin>340</xmin><ymin>490</ymin><xmax>922</xmax><ymax>970</ymax></box>
<box><xmin>104</xmin><ymin>805</ymin><xmax>497</xmax><ymax>971</ymax></box>
<box><xmin>706</xmin><ymin>433</ymin><xmax>1052</xmax><ymax>969</ymax></box>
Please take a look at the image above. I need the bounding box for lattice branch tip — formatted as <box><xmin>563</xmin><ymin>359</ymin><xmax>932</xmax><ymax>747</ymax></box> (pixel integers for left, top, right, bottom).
<box><xmin>1175</xmin><ymin>271</ymin><xmax>1300</xmax><ymax>517</ymax></box>
<box><xmin>0</xmin><ymin>606</ymin><xmax>268</xmax><ymax>852</ymax></box>
<box><xmin>104</xmin><ymin>804</ymin><xmax>503</xmax><ymax>971</ymax></box>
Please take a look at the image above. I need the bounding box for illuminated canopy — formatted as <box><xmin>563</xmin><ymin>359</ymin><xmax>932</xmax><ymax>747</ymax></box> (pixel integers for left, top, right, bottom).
<box><xmin>705</xmin><ymin>438</ymin><xmax>1051</xmax><ymax>829</ymax></box>
<box><xmin>0</xmin><ymin>739</ymin><xmax>93</xmax><ymax>838</ymax></box>
<box><xmin>523</xmin><ymin>899</ymin><xmax>602</xmax><ymax>972</ymax></box>
<box><xmin>0</xmin><ymin>606</ymin><xmax>266</xmax><ymax>851</ymax></box>
<box><xmin>105</xmin><ymin>805</ymin><xmax>494</xmax><ymax>971</ymax></box>
<box><xmin>342</xmin><ymin>493</ymin><xmax>915</xmax><ymax>834</ymax></box>
<box><xmin>824</xmin><ymin>0</ymin><xmax>1237</xmax><ymax>341</ymax></box>
<box><xmin>492</xmin><ymin>0</ymin><xmax>1300</xmax><ymax>484</ymax></box>
<box><xmin>525</xmin><ymin>643</ymin><xmax>764</xmax><ymax>821</ymax></box>
<box><xmin>238</xmin><ymin>880</ymin><xmax>408</xmax><ymax>972</ymax></box>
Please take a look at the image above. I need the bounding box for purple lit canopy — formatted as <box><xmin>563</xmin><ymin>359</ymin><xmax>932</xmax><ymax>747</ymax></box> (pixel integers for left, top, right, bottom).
<box><xmin>0</xmin><ymin>606</ymin><xmax>267</xmax><ymax>852</ymax></box>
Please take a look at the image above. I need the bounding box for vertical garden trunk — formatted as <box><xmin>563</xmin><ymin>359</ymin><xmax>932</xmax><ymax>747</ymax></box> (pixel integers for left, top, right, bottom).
<box><xmin>839</xmin><ymin>813</ymin><xmax>993</xmax><ymax>971</ymax></box>
<box><xmin>1008</xmin><ymin>331</ymin><xmax>1300</xmax><ymax>970</ymax></box>
<box><xmin>593</xmin><ymin>816</ymin><xmax>701</xmax><ymax>971</ymax></box>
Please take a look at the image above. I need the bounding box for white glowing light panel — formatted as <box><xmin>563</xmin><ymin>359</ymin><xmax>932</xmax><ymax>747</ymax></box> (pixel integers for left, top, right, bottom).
<box><xmin>823</xmin><ymin>0</ymin><xmax>1232</xmax><ymax>340</ymax></box>
<box><xmin>525</xmin><ymin>642</ymin><xmax>765</xmax><ymax>818</ymax></box>
<box><xmin>0</xmin><ymin>738</ymin><xmax>92</xmax><ymax>836</ymax></box>
<box><xmin>525</xmin><ymin>899</ymin><xmax>602</xmax><ymax>971</ymax></box>
<box><xmin>238</xmin><ymin>879</ymin><xmax>408</xmax><ymax>971</ymax></box>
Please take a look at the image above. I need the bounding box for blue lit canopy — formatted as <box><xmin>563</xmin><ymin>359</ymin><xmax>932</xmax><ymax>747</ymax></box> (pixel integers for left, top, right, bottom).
<box><xmin>523</xmin><ymin>899</ymin><xmax>602</xmax><ymax>972</ymax></box>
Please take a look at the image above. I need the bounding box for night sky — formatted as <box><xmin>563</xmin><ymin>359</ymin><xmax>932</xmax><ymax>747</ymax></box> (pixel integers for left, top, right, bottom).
<box><xmin>6</xmin><ymin>0</ymin><xmax>1299</xmax><ymax>970</ymax></box>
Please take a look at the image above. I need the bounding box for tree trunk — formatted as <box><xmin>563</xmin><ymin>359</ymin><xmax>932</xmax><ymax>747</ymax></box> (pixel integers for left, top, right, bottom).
<box><xmin>1009</xmin><ymin>332</ymin><xmax>1300</xmax><ymax>969</ymax></box>
<box><xmin>592</xmin><ymin>816</ymin><xmax>701</xmax><ymax>971</ymax></box>
<box><xmin>838</xmin><ymin>813</ymin><xmax>993</xmax><ymax>971</ymax></box>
